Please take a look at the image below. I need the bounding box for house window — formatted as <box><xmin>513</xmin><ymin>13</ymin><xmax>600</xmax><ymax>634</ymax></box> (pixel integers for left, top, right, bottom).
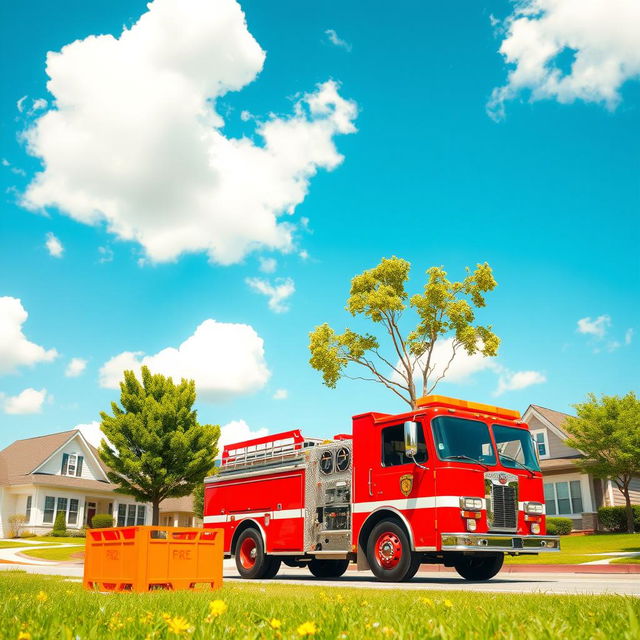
<box><xmin>68</xmin><ymin>499</ymin><xmax>79</xmax><ymax>525</ymax></box>
<box><xmin>127</xmin><ymin>504</ymin><xmax>137</xmax><ymax>526</ymax></box>
<box><xmin>25</xmin><ymin>496</ymin><xmax>32</xmax><ymax>523</ymax></box>
<box><xmin>136</xmin><ymin>506</ymin><xmax>145</xmax><ymax>525</ymax></box>
<box><xmin>56</xmin><ymin>497</ymin><xmax>68</xmax><ymax>523</ymax></box>
<box><xmin>544</xmin><ymin>480</ymin><xmax>583</xmax><ymax>515</ymax></box>
<box><xmin>43</xmin><ymin>496</ymin><xmax>55</xmax><ymax>524</ymax></box>
<box><xmin>61</xmin><ymin>453</ymin><xmax>84</xmax><ymax>477</ymax></box>
<box><xmin>117</xmin><ymin>504</ymin><xmax>127</xmax><ymax>527</ymax></box>
<box><xmin>531</xmin><ymin>430</ymin><xmax>548</xmax><ymax>458</ymax></box>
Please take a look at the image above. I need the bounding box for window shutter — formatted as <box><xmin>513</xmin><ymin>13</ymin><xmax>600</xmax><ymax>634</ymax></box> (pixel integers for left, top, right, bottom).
<box><xmin>61</xmin><ymin>453</ymin><xmax>69</xmax><ymax>475</ymax></box>
<box><xmin>76</xmin><ymin>456</ymin><xmax>84</xmax><ymax>477</ymax></box>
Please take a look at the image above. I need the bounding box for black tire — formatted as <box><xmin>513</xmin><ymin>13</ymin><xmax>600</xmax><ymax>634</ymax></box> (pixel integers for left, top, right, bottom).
<box><xmin>454</xmin><ymin>553</ymin><xmax>504</xmax><ymax>581</ymax></box>
<box><xmin>308</xmin><ymin>559</ymin><xmax>350</xmax><ymax>578</ymax></box>
<box><xmin>402</xmin><ymin>554</ymin><xmax>423</xmax><ymax>582</ymax></box>
<box><xmin>262</xmin><ymin>557</ymin><xmax>282</xmax><ymax>579</ymax></box>
<box><xmin>366</xmin><ymin>520</ymin><xmax>419</xmax><ymax>582</ymax></box>
<box><xmin>234</xmin><ymin>528</ymin><xmax>271</xmax><ymax>579</ymax></box>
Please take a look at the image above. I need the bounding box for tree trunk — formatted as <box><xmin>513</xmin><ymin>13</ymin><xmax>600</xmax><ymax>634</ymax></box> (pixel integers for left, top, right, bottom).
<box><xmin>623</xmin><ymin>487</ymin><xmax>635</xmax><ymax>534</ymax></box>
<box><xmin>152</xmin><ymin>500</ymin><xmax>160</xmax><ymax>526</ymax></box>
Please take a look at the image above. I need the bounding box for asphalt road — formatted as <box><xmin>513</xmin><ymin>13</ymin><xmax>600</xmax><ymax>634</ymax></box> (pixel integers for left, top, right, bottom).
<box><xmin>1</xmin><ymin>562</ymin><xmax>638</xmax><ymax>596</ymax></box>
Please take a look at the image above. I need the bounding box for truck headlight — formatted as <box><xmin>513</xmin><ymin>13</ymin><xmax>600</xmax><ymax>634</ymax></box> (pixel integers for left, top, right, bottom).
<box><xmin>524</xmin><ymin>502</ymin><xmax>544</xmax><ymax>515</ymax></box>
<box><xmin>460</xmin><ymin>497</ymin><xmax>483</xmax><ymax>511</ymax></box>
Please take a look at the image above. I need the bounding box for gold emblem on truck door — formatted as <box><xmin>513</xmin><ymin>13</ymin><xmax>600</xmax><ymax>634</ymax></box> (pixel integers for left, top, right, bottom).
<box><xmin>400</xmin><ymin>474</ymin><xmax>413</xmax><ymax>497</ymax></box>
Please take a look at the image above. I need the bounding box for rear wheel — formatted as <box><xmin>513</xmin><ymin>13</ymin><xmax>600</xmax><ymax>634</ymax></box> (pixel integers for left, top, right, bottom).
<box><xmin>454</xmin><ymin>553</ymin><xmax>504</xmax><ymax>581</ymax></box>
<box><xmin>366</xmin><ymin>520</ymin><xmax>419</xmax><ymax>582</ymax></box>
<box><xmin>308</xmin><ymin>559</ymin><xmax>350</xmax><ymax>578</ymax></box>
<box><xmin>234</xmin><ymin>528</ymin><xmax>272</xmax><ymax>579</ymax></box>
<box><xmin>262</xmin><ymin>557</ymin><xmax>282</xmax><ymax>579</ymax></box>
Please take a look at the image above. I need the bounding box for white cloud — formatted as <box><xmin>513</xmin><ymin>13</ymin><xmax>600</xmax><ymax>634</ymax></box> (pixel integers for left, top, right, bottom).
<box><xmin>3</xmin><ymin>388</ymin><xmax>48</xmax><ymax>414</ymax></box>
<box><xmin>29</xmin><ymin>98</ymin><xmax>48</xmax><ymax>114</ymax></box>
<box><xmin>325</xmin><ymin>29</ymin><xmax>352</xmax><ymax>52</ymax></box>
<box><xmin>65</xmin><ymin>357</ymin><xmax>87</xmax><ymax>377</ymax></box>
<box><xmin>99</xmin><ymin>318</ymin><xmax>270</xmax><ymax>401</ymax></box>
<box><xmin>0</xmin><ymin>297</ymin><xmax>58</xmax><ymax>375</ymax></box>
<box><xmin>45</xmin><ymin>232</ymin><xmax>64</xmax><ymax>257</ymax></box>
<box><xmin>494</xmin><ymin>370</ymin><xmax>546</xmax><ymax>396</ymax></box>
<box><xmin>246</xmin><ymin>276</ymin><xmax>295</xmax><ymax>313</ymax></box>
<box><xmin>98</xmin><ymin>246</ymin><xmax>114</xmax><ymax>263</ymax></box>
<box><xmin>488</xmin><ymin>0</ymin><xmax>640</xmax><ymax>119</ymax></box>
<box><xmin>273</xmin><ymin>388</ymin><xmax>288</xmax><ymax>400</ymax></box>
<box><xmin>625</xmin><ymin>328</ymin><xmax>634</xmax><ymax>345</ymax></box>
<box><xmin>217</xmin><ymin>419</ymin><xmax>269</xmax><ymax>456</ymax></box>
<box><xmin>240</xmin><ymin>109</ymin><xmax>252</xmax><ymax>122</ymax></box>
<box><xmin>299</xmin><ymin>249</ymin><xmax>309</xmax><ymax>260</ymax></box>
<box><xmin>17</xmin><ymin>96</ymin><xmax>28</xmax><ymax>113</ymax></box>
<box><xmin>22</xmin><ymin>0</ymin><xmax>357</xmax><ymax>265</ymax></box>
<box><xmin>577</xmin><ymin>314</ymin><xmax>611</xmax><ymax>338</ymax></box>
<box><xmin>258</xmin><ymin>257</ymin><xmax>277</xmax><ymax>273</ymax></box>
<box><xmin>76</xmin><ymin>421</ymin><xmax>104</xmax><ymax>447</ymax></box>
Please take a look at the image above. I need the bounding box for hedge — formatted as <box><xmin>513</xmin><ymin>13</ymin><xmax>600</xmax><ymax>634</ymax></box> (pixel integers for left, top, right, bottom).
<box><xmin>91</xmin><ymin>513</ymin><xmax>114</xmax><ymax>529</ymax></box>
<box><xmin>51</xmin><ymin>511</ymin><xmax>67</xmax><ymax>537</ymax></box>
<box><xmin>597</xmin><ymin>505</ymin><xmax>640</xmax><ymax>532</ymax></box>
<box><xmin>546</xmin><ymin>517</ymin><xmax>573</xmax><ymax>536</ymax></box>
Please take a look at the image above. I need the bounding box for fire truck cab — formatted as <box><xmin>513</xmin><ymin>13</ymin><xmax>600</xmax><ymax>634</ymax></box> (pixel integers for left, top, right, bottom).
<box><xmin>204</xmin><ymin>395</ymin><xmax>560</xmax><ymax>582</ymax></box>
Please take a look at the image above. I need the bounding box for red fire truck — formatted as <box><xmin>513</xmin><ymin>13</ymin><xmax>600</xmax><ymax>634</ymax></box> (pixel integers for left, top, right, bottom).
<box><xmin>204</xmin><ymin>395</ymin><xmax>560</xmax><ymax>582</ymax></box>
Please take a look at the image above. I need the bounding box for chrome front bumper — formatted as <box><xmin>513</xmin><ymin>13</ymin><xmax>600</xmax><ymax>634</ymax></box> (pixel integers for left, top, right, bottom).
<box><xmin>441</xmin><ymin>533</ymin><xmax>560</xmax><ymax>553</ymax></box>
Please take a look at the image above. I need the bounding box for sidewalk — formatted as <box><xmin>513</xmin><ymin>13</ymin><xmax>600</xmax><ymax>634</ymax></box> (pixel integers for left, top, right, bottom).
<box><xmin>0</xmin><ymin>539</ymin><xmax>81</xmax><ymax>566</ymax></box>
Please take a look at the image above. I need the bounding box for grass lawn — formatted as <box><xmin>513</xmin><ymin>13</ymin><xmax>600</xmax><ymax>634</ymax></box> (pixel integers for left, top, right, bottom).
<box><xmin>505</xmin><ymin>533</ymin><xmax>640</xmax><ymax>564</ymax></box>
<box><xmin>20</xmin><ymin>546</ymin><xmax>84</xmax><ymax>562</ymax></box>
<box><xmin>33</xmin><ymin>536</ymin><xmax>86</xmax><ymax>545</ymax></box>
<box><xmin>611</xmin><ymin>556</ymin><xmax>640</xmax><ymax>564</ymax></box>
<box><xmin>0</xmin><ymin>572</ymin><xmax>638</xmax><ymax>640</ymax></box>
<box><xmin>0</xmin><ymin>541</ymin><xmax>33</xmax><ymax>549</ymax></box>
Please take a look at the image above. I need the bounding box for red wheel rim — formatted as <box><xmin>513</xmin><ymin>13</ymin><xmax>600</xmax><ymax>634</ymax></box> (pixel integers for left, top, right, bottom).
<box><xmin>239</xmin><ymin>537</ymin><xmax>257</xmax><ymax>569</ymax></box>
<box><xmin>375</xmin><ymin>531</ymin><xmax>402</xmax><ymax>569</ymax></box>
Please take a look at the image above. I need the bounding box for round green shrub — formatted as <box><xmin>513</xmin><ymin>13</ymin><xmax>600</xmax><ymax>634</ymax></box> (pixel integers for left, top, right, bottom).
<box><xmin>546</xmin><ymin>517</ymin><xmax>573</xmax><ymax>535</ymax></box>
<box><xmin>91</xmin><ymin>513</ymin><xmax>114</xmax><ymax>529</ymax></box>
<box><xmin>51</xmin><ymin>511</ymin><xmax>67</xmax><ymax>536</ymax></box>
<box><xmin>597</xmin><ymin>505</ymin><xmax>640</xmax><ymax>532</ymax></box>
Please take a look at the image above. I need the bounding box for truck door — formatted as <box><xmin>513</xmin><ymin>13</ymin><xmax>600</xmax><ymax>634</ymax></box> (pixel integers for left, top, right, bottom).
<box><xmin>369</xmin><ymin>419</ymin><xmax>437</xmax><ymax>550</ymax></box>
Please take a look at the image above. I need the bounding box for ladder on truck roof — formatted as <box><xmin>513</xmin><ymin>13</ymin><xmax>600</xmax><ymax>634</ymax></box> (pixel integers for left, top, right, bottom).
<box><xmin>219</xmin><ymin>430</ymin><xmax>322</xmax><ymax>474</ymax></box>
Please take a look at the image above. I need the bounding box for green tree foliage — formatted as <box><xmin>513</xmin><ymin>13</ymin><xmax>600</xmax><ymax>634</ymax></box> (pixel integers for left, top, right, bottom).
<box><xmin>564</xmin><ymin>392</ymin><xmax>640</xmax><ymax>534</ymax></box>
<box><xmin>99</xmin><ymin>366</ymin><xmax>220</xmax><ymax>525</ymax></box>
<box><xmin>52</xmin><ymin>511</ymin><xmax>67</xmax><ymax>536</ymax></box>
<box><xmin>309</xmin><ymin>257</ymin><xmax>499</xmax><ymax>408</ymax></box>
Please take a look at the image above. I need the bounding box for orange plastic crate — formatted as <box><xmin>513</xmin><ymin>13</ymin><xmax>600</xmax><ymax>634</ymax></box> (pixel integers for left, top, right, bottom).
<box><xmin>83</xmin><ymin>526</ymin><xmax>223</xmax><ymax>592</ymax></box>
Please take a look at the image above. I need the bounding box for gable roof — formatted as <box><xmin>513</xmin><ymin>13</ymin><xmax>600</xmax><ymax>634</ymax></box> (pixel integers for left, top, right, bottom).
<box><xmin>525</xmin><ymin>404</ymin><xmax>575</xmax><ymax>438</ymax></box>
<box><xmin>0</xmin><ymin>429</ymin><xmax>111</xmax><ymax>489</ymax></box>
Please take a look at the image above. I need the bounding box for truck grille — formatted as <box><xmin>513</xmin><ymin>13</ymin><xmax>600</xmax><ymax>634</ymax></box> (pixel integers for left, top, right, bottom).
<box><xmin>491</xmin><ymin>484</ymin><xmax>517</xmax><ymax>530</ymax></box>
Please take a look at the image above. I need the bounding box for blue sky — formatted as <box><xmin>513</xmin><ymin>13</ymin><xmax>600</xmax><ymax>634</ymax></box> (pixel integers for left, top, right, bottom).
<box><xmin>1</xmin><ymin>0</ymin><xmax>638</xmax><ymax>450</ymax></box>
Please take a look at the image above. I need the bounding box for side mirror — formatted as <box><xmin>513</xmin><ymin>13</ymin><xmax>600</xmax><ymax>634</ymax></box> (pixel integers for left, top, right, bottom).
<box><xmin>404</xmin><ymin>421</ymin><xmax>418</xmax><ymax>458</ymax></box>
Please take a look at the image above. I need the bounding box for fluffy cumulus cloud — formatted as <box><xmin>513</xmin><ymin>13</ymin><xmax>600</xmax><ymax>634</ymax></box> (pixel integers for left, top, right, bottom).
<box><xmin>65</xmin><ymin>357</ymin><xmax>87</xmax><ymax>377</ymax></box>
<box><xmin>392</xmin><ymin>338</ymin><xmax>546</xmax><ymax>397</ymax></box>
<box><xmin>488</xmin><ymin>0</ymin><xmax>640</xmax><ymax>119</ymax></box>
<box><xmin>0</xmin><ymin>297</ymin><xmax>58</xmax><ymax>375</ymax></box>
<box><xmin>99</xmin><ymin>319</ymin><xmax>270</xmax><ymax>401</ymax></box>
<box><xmin>75</xmin><ymin>421</ymin><xmax>104</xmax><ymax>447</ymax></box>
<box><xmin>494</xmin><ymin>370</ymin><xmax>547</xmax><ymax>397</ymax></box>
<box><xmin>577</xmin><ymin>314</ymin><xmax>611</xmax><ymax>338</ymax></box>
<box><xmin>3</xmin><ymin>388</ymin><xmax>48</xmax><ymax>414</ymax></box>
<box><xmin>21</xmin><ymin>0</ymin><xmax>357</xmax><ymax>265</ymax></box>
<box><xmin>45</xmin><ymin>232</ymin><xmax>64</xmax><ymax>257</ymax></box>
<box><xmin>325</xmin><ymin>29</ymin><xmax>352</xmax><ymax>52</ymax></box>
<box><xmin>273</xmin><ymin>388</ymin><xmax>288</xmax><ymax>400</ymax></box>
<box><xmin>625</xmin><ymin>328</ymin><xmax>634</xmax><ymax>345</ymax></box>
<box><xmin>218</xmin><ymin>419</ymin><xmax>269</xmax><ymax>455</ymax></box>
<box><xmin>246</xmin><ymin>277</ymin><xmax>295</xmax><ymax>313</ymax></box>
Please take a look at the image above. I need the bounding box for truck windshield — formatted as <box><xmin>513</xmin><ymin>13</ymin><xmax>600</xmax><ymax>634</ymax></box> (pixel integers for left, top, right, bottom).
<box><xmin>432</xmin><ymin>416</ymin><xmax>496</xmax><ymax>466</ymax></box>
<box><xmin>492</xmin><ymin>424</ymin><xmax>541</xmax><ymax>472</ymax></box>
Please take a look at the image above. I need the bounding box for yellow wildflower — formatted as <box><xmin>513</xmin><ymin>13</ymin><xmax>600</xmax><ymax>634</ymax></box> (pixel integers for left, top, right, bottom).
<box><xmin>420</xmin><ymin>597</ymin><xmax>434</xmax><ymax>607</ymax></box>
<box><xmin>36</xmin><ymin>591</ymin><xmax>48</xmax><ymax>603</ymax></box>
<box><xmin>141</xmin><ymin>611</ymin><xmax>154</xmax><ymax>624</ymax></box>
<box><xmin>18</xmin><ymin>633</ymin><xmax>32</xmax><ymax>640</ymax></box>
<box><xmin>443</xmin><ymin>599</ymin><xmax>453</xmax><ymax>608</ymax></box>
<box><xmin>270</xmin><ymin>619</ymin><xmax>282</xmax><ymax>629</ymax></box>
<box><xmin>209</xmin><ymin>600</ymin><xmax>228</xmax><ymax>617</ymax></box>
<box><xmin>165</xmin><ymin>616</ymin><xmax>192</xmax><ymax>636</ymax></box>
<box><xmin>297</xmin><ymin>621</ymin><xmax>317</xmax><ymax>636</ymax></box>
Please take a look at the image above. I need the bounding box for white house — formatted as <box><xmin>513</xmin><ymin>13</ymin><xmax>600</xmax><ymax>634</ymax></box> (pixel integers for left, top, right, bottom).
<box><xmin>0</xmin><ymin>429</ymin><xmax>196</xmax><ymax>537</ymax></box>
<box><xmin>524</xmin><ymin>404</ymin><xmax>640</xmax><ymax>530</ymax></box>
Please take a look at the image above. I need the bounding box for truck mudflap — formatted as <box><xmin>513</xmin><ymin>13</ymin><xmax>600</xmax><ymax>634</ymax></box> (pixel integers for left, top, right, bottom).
<box><xmin>441</xmin><ymin>533</ymin><xmax>560</xmax><ymax>553</ymax></box>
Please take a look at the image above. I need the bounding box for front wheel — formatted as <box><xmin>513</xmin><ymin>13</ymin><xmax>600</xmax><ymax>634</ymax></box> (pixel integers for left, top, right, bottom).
<box><xmin>454</xmin><ymin>553</ymin><xmax>504</xmax><ymax>581</ymax></box>
<box><xmin>308</xmin><ymin>559</ymin><xmax>350</xmax><ymax>578</ymax></box>
<box><xmin>234</xmin><ymin>528</ymin><xmax>273</xmax><ymax>579</ymax></box>
<box><xmin>366</xmin><ymin>520</ymin><xmax>420</xmax><ymax>582</ymax></box>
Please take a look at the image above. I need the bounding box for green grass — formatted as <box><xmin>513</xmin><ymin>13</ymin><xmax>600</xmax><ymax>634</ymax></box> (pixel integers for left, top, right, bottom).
<box><xmin>20</xmin><ymin>546</ymin><xmax>84</xmax><ymax>562</ymax></box>
<box><xmin>0</xmin><ymin>541</ymin><xmax>31</xmax><ymax>549</ymax></box>
<box><xmin>34</xmin><ymin>536</ymin><xmax>86</xmax><ymax>544</ymax></box>
<box><xmin>0</xmin><ymin>572</ymin><xmax>638</xmax><ymax>640</ymax></box>
<box><xmin>611</xmin><ymin>556</ymin><xmax>640</xmax><ymax>565</ymax></box>
<box><xmin>505</xmin><ymin>533</ymin><xmax>640</xmax><ymax>564</ymax></box>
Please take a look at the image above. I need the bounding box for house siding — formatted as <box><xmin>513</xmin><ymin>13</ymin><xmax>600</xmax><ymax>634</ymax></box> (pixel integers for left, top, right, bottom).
<box><xmin>35</xmin><ymin>438</ymin><xmax>104</xmax><ymax>482</ymax></box>
<box><xmin>527</xmin><ymin>415</ymin><xmax>580</xmax><ymax>459</ymax></box>
<box><xmin>611</xmin><ymin>477</ymin><xmax>640</xmax><ymax>506</ymax></box>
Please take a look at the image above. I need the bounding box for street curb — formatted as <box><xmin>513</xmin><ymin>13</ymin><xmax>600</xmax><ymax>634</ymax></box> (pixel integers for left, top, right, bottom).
<box><xmin>346</xmin><ymin>563</ymin><xmax>640</xmax><ymax>575</ymax></box>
